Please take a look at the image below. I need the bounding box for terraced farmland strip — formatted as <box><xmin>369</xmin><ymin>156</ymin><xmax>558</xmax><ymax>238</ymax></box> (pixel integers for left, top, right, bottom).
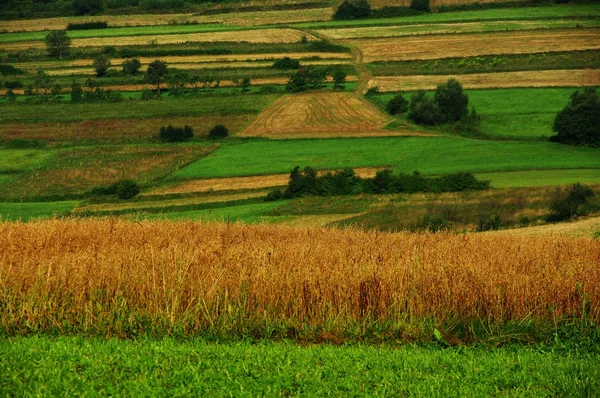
<box><xmin>350</xmin><ymin>29</ymin><xmax>600</xmax><ymax>62</ymax></box>
<box><xmin>240</xmin><ymin>92</ymin><xmax>402</xmax><ymax>138</ymax></box>
<box><xmin>317</xmin><ymin>19</ymin><xmax>600</xmax><ymax>39</ymax></box>
<box><xmin>0</xmin><ymin>8</ymin><xmax>332</xmax><ymax>32</ymax></box>
<box><xmin>151</xmin><ymin>167</ymin><xmax>382</xmax><ymax>195</ymax></box>
<box><xmin>2</xmin><ymin>29</ymin><xmax>317</xmax><ymax>51</ymax></box>
<box><xmin>368</xmin><ymin>69</ymin><xmax>600</xmax><ymax>91</ymax></box>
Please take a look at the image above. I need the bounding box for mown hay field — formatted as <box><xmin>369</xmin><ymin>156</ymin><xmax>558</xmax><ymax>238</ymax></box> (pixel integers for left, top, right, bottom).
<box><xmin>1</xmin><ymin>219</ymin><xmax>598</xmax><ymax>339</ymax></box>
<box><xmin>350</xmin><ymin>29</ymin><xmax>600</xmax><ymax>62</ymax></box>
<box><xmin>317</xmin><ymin>19</ymin><xmax>600</xmax><ymax>40</ymax></box>
<box><xmin>2</xmin><ymin>29</ymin><xmax>316</xmax><ymax>51</ymax></box>
<box><xmin>240</xmin><ymin>92</ymin><xmax>408</xmax><ymax>138</ymax></box>
<box><xmin>368</xmin><ymin>69</ymin><xmax>600</xmax><ymax>91</ymax></box>
<box><xmin>0</xmin><ymin>8</ymin><xmax>332</xmax><ymax>32</ymax></box>
<box><xmin>150</xmin><ymin>167</ymin><xmax>382</xmax><ymax>195</ymax></box>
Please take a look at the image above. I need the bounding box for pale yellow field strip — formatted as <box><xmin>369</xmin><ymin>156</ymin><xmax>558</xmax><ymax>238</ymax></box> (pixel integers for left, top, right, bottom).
<box><xmin>368</xmin><ymin>69</ymin><xmax>600</xmax><ymax>91</ymax></box>
<box><xmin>349</xmin><ymin>29</ymin><xmax>600</xmax><ymax>62</ymax></box>
<box><xmin>2</xmin><ymin>29</ymin><xmax>316</xmax><ymax>50</ymax></box>
<box><xmin>241</xmin><ymin>92</ymin><xmax>396</xmax><ymax>138</ymax></box>
<box><xmin>317</xmin><ymin>19</ymin><xmax>599</xmax><ymax>40</ymax></box>
<box><xmin>74</xmin><ymin>190</ymin><xmax>269</xmax><ymax>213</ymax></box>
<box><xmin>486</xmin><ymin>216</ymin><xmax>600</xmax><ymax>238</ymax></box>
<box><xmin>45</xmin><ymin>59</ymin><xmax>352</xmax><ymax>76</ymax></box>
<box><xmin>12</xmin><ymin>53</ymin><xmax>352</xmax><ymax>70</ymax></box>
<box><xmin>150</xmin><ymin>167</ymin><xmax>382</xmax><ymax>195</ymax></box>
<box><xmin>0</xmin><ymin>8</ymin><xmax>332</xmax><ymax>32</ymax></box>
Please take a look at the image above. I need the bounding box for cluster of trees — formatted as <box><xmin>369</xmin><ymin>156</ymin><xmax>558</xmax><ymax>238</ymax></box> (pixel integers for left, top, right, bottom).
<box><xmin>333</xmin><ymin>0</ymin><xmax>430</xmax><ymax>20</ymax></box>
<box><xmin>548</xmin><ymin>183</ymin><xmax>596</xmax><ymax>221</ymax></box>
<box><xmin>267</xmin><ymin>166</ymin><xmax>489</xmax><ymax>200</ymax></box>
<box><xmin>551</xmin><ymin>88</ymin><xmax>599</xmax><ymax>147</ymax></box>
<box><xmin>285</xmin><ymin>68</ymin><xmax>346</xmax><ymax>92</ymax></box>
<box><xmin>157</xmin><ymin>124</ymin><xmax>228</xmax><ymax>142</ymax></box>
<box><xmin>90</xmin><ymin>179</ymin><xmax>140</xmax><ymax>200</ymax></box>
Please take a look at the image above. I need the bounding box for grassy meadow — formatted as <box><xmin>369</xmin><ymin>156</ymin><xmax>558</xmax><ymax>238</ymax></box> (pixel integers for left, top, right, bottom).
<box><xmin>1</xmin><ymin>1</ymin><xmax>600</xmax><ymax>393</ymax></box>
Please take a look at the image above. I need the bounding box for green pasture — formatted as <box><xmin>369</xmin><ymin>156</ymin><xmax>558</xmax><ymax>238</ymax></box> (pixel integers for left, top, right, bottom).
<box><xmin>0</xmin><ymin>94</ymin><xmax>280</xmax><ymax>123</ymax></box>
<box><xmin>175</xmin><ymin>136</ymin><xmax>600</xmax><ymax>179</ymax></box>
<box><xmin>0</xmin><ymin>149</ymin><xmax>54</xmax><ymax>172</ymax></box>
<box><xmin>298</xmin><ymin>4</ymin><xmax>600</xmax><ymax>29</ymax></box>
<box><xmin>0</xmin><ymin>24</ymin><xmax>246</xmax><ymax>44</ymax></box>
<box><xmin>1</xmin><ymin>337</ymin><xmax>598</xmax><ymax>396</ymax></box>
<box><xmin>146</xmin><ymin>201</ymin><xmax>287</xmax><ymax>223</ymax></box>
<box><xmin>477</xmin><ymin>169</ymin><xmax>600</xmax><ymax>188</ymax></box>
<box><xmin>0</xmin><ymin>201</ymin><xmax>78</xmax><ymax>221</ymax></box>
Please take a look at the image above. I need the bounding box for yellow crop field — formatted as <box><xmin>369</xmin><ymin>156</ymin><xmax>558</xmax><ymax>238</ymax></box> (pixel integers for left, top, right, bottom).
<box><xmin>0</xmin><ymin>8</ymin><xmax>332</xmax><ymax>32</ymax></box>
<box><xmin>239</xmin><ymin>92</ymin><xmax>415</xmax><ymax>139</ymax></box>
<box><xmin>150</xmin><ymin>167</ymin><xmax>382</xmax><ymax>195</ymax></box>
<box><xmin>2</xmin><ymin>29</ymin><xmax>316</xmax><ymax>51</ymax></box>
<box><xmin>350</xmin><ymin>29</ymin><xmax>600</xmax><ymax>62</ymax></box>
<box><xmin>1</xmin><ymin>219</ymin><xmax>598</xmax><ymax>336</ymax></box>
<box><xmin>369</xmin><ymin>69</ymin><xmax>600</xmax><ymax>91</ymax></box>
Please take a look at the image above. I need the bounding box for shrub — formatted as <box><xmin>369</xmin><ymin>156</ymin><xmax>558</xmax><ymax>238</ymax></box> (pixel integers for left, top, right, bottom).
<box><xmin>386</xmin><ymin>94</ymin><xmax>408</xmax><ymax>115</ymax></box>
<box><xmin>420</xmin><ymin>214</ymin><xmax>450</xmax><ymax>232</ymax></box>
<box><xmin>410</xmin><ymin>0</ymin><xmax>431</xmax><ymax>12</ymax></box>
<box><xmin>265</xmin><ymin>188</ymin><xmax>284</xmax><ymax>202</ymax></box>
<box><xmin>548</xmin><ymin>183</ymin><xmax>595</xmax><ymax>221</ymax></box>
<box><xmin>122</xmin><ymin>58</ymin><xmax>142</xmax><ymax>76</ymax></box>
<box><xmin>209</xmin><ymin>125</ymin><xmax>229</xmax><ymax>139</ymax></box>
<box><xmin>408</xmin><ymin>91</ymin><xmax>444</xmax><ymax>125</ymax></box>
<box><xmin>550</xmin><ymin>88</ymin><xmax>600</xmax><ymax>147</ymax></box>
<box><xmin>4</xmin><ymin>80</ymin><xmax>23</xmax><ymax>89</ymax></box>
<box><xmin>307</xmin><ymin>40</ymin><xmax>348</xmax><ymax>53</ymax></box>
<box><xmin>258</xmin><ymin>85</ymin><xmax>280</xmax><ymax>94</ymax></box>
<box><xmin>67</xmin><ymin>21</ymin><xmax>108</xmax><ymax>30</ymax></box>
<box><xmin>273</xmin><ymin>57</ymin><xmax>300</xmax><ymax>70</ymax></box>
<box><xmin>0</xmin><ymin>65</ymin><xmax>25</xmax><ymax>76</ymax></box>
<box><xmin>114</xmin><ymin>180</ymin><xmax>140</xmax><ymax>200</ymax></box>
<box><xmin>333</xmin><ymin>0</ymin><xmax>371</xmax><ymax>20</ymax></box>
<box><xmin>159</xmin><ymin>125</ymin><xmax>194</xmax><ymax>142</ymax></box>
<box><xmin>93</xmin><ymin>54</ymin><xmax>111</xmax><ymax>77</ymax></box>
<box><xmin>477</xmin><ymin>214</ymin><xmax>502</xmax><ymax>231</ymax></box>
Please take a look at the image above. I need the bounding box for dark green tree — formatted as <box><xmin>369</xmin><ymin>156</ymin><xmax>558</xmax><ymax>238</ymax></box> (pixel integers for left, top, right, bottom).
<box><xmin>122</xmin><ymin>58</ymin><xmax>142</xmax><ymax>76</ymax></box>
<box><xmin>73</xmin><ymin>0</ymin><xmax>104</xmax><ymax>15</ymax></box>
<box><xmin>408</xmin><ymin>90</ymin><xmax>444</xmax><ymax>125</ymax></box>
<box><xmin>333</xmin><ymin>69</ymin><xmax>347</xmax><ymax>90</ymax></box>
<box><xmin>45</xmin><ymin>30</ymin><xmax>71</xmax><ymax>60</ymax></box>
<box><xmin>333</xmin><ymin>0</ymin><xmax>371</xmax><ymax>20</ymax></box>
<box><xmin>159</xmin><ymin>125</ymin><xmax>194</xmax><ymax>142</ymax></box>
<box><xmin>144</xmin><ymin>60</ymin><xmax>168</xmax><ymax>95</ymax></box>
<box><xmin>410</xmin><ymin>0</ymin><xmax>430</xmax><ymax>12</ymax></box>
<box><xmin>549</xmin><ymin>183</ymin><xmax>595</xmax><ymax>221</ymax></box>
<box><xmin>273</xmin><ymin>57</ymin><xmax>301</xmax><ymax>70</ymax></box>
<box><xmin>70</xmin><ymin>81</ymin><xmax>83</xmax><ymax>103</ymax></box>
<box><xmin>551</xmin><ymin>88</ymin><xmax>600</xmax><ymax>146</ymax></box>
<box><xmin>93</xmin><ymin>54</ymin><xmax>111</xmax><ymax>77</ymax></box>
<box><xmin>209</xmin><ymin>124</ymin><xmax>229</xmax><ymax>139</ymax></box>
<box><xmin>434</xmin><ymin>78</ymin><xmax>468</xmax><ymax>122</ymax></box>
<box><xmin>386</xmin><ymin>93</ymin><xmax>408</xmax><ymax>115</ymax></box>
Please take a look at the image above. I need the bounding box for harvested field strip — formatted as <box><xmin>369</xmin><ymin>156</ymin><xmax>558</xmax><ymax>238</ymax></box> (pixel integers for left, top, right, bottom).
<box><xmin>45</xmin><ymin>59</ymin><xmax>352</xmax><ymax>76</ymax></box>
<box><xmin>74</xmin><ymin>191</ymin><xmax>269</xmax><ymax>213</ymax></box>
<box><xmin>241</xmin><ymin>92</ymin><xmax>395</xmax><ymax>138</ymax></box>
<box><xmin>1</xmin><ymin>219</ymin><xmax>599</xmax><ymax>337</ymax></box>
<box><xmin>349</xmin><ymin>29</ymin><xmax>600</xmax><ymax>62</ymax></box>
<box><xmin>12</xmin><ymin>53</ymin><xmax>352</xmax><ymax>70</ymax></box>
<box><xmin>151</xmin><ymin>167</ymin><xmax>382</xmax><ymax>195</ymax></box>
<box><xmin>318</xmin><ymin>19</ymin><xmax>600</xmax><ymax>39</ymax></box>
<box><xmin>2</xmin><ymin>29</ymin><xmax>317</xmax><ymax>51</ymax></box>
<box><xmin>368</xmin><ymin>69</ymin><xmax>600</xmax><ymax>91</ymax></box>
<box><xmin>0</xmin><ymin>8</ymin><xmax>333</xmax><ymax>32</ymax></box>
<box><xmin>0</xmin><ymin>114</ymin><xmax>255</xmax><ymax>142</ymax></box>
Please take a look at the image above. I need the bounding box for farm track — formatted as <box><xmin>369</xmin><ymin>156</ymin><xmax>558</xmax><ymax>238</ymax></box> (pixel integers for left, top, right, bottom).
<box><xmin>369</xmin><ymin>69</ymin><xmax>600</xmax><ymax>91</ymax></box>
<box><xmin>149</xmin><ymin>167</ymin><xmax>383</xmax><ymax>195</ymax></box>
<box><xmin>240</xmin><ymin>92</ymin><xmax>406</xmax><ymax>138</ymax></box>
<box><xmin>349</xmin><ymin>29</ymin><xmax>600</xmax><ymax>61</ymax></box>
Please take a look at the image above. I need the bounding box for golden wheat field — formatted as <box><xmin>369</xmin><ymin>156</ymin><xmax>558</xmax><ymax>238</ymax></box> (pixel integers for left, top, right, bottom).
<box><xmin>350</xmin><ymin>29</ymin><xmax>600</xmax><ymax>62</ymax></box>
<box><xmin>240</xmin><ymin>92</ymin><xmax>405</xmax><ymax>138</ymax></box>
<box><xmin>0</xmin><ymin>8</ymin><xmax>331</xmax><ymax>32</ymax></box>
<box><xmin>369</xmin><ymin>69</ymin><xmax>600</xmax><ymax>91</ymax></box>
<box><xmin>1</xmin><ymin>219</ymin><xmax>598</xmax><ymax>336</ymax></box>
<box><xmin>3</xmin><ymin>29</ymin><xmax>316</xmax><ymax>51</ymax></box>
<box><xmin>150</xmin><ymin>167</ymin><xmax>383</xmax><ymax>195</ymax></box>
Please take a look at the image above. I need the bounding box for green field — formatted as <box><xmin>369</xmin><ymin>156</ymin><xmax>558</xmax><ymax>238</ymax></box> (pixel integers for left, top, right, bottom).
<box><xmin>477</xmin><ymin>169</ymin><xmax>600</xmax><ymax>188</ymax></box>
<box><xmin>0</xmin><ymin>95</ymin><xmax>280</xmax><ymax>124</ymax></box>
<box><xmin>147</xmin><ymin>200</ymin><xmax>287</xmax><ymax>222</ymax></box>
<box><xmin>298</xmin><ymin>4</ymin><xmax>600</xmax><ymax>29</ymax></box>
<box><xmin>0</xmin><ymin>149</ymin><xmax>55</xmax><ymax>172</ymax></box>
<box><xmin>1</xmin><ymin>337</ymin><xmax>598</xmax><ymax>396</ymax></box>
<box><xmin>175</xmin><ymin>137</ymin><xmax>600</xmax><ymax>179</ymax></box>
<box><xmin>0</xmin><ymin>201</ymin><xmax>78</xmax><ymax>221</ymax></box>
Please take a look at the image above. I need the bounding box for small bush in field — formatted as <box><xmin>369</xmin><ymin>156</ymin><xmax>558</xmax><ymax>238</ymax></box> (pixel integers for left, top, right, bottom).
<box><xmin>209</xmin><ymin>125</ymin><xmax>229</xmax><ymax>139</ymax></box>
<box><xmin>159</xmin><ymin>125</ymin><xmax>194</xmax><ymax>143</ymax></box>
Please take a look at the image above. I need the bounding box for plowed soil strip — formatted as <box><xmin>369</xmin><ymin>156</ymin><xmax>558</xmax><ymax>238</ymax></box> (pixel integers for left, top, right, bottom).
<box><xmin>349</xmin><ymin>29</ymin><xmax>600</xmax><ymax>62</ymax></box>
<box><xmin>240</xmin><ymin>92</ymin><xmax>399</xmax><ymax>138</ymax></box>
<box><xmin>3</xmin><ymin>29</ymin><xmax>316</xmax><ymax>50</ymax></box>
<box><xmin>150</xmin><ymin>167</ymin><xmax>382</xmax><ymax>195</ymax></box>
<box><xmin>368</xmin><ymin>69</ymin><xmax>600</xmax><ymax>91</ymax></box>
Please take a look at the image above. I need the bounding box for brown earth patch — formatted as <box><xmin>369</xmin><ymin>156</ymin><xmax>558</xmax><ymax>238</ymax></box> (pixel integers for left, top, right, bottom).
<box><xmin>369</xmin><ymin>69</ymin><xmax>600</xmax><ymax>91</ymax></box>
<box><xmin>150</xmin><ymin>167</ymin><xmax>383</xmax><ymax>195</ymax></box>
<box><xmin>239</xmin><ymin>92</ymin><xmax>410</xmax><ymax>139</ymax></box>
<box><xmin>0</xmin><ymin>115</ymin><xmax>255</xmax><ymax>142</ymax></box>
<box><xmin>348</xmin><ymin>29</ymin><xmax>600</xmax><ymax>62</ymax></box>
